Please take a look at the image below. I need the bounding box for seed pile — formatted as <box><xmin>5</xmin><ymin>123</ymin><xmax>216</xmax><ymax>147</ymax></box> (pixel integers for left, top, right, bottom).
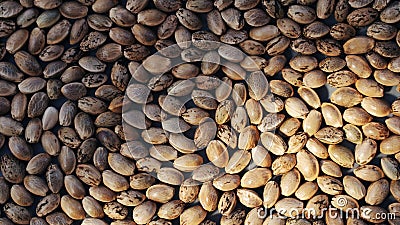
<box><xmin>0</xmin><ymin>0</ymin><xmax>400</xmax><ymax>224</ymax></box>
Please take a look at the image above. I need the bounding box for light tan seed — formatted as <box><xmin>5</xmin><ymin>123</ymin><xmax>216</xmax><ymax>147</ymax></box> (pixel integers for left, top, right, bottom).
<box><xmin>365</xmin><ymin>179</ymin><xmax>390</xmax><ymax>205</ymax></box>
<box><xmin>279</xmin><ymin>117</ymin><xmax>301</xmax><ymax>137</ymax></box>
<box><xmin>330</xmin><ymin>87</ymin><xmax>363</xmax><ymax>107</ymax></box>
<box><xmin>343</xmin><ymin>36</ymin><xmax>375</xmax><ymax>54</ymax></box>
<box><xmin>180</xmin><ymin>205</ymin><xmax>207</xmax><ymax>225</ymax></box>
<box><xmin>213</xmin><ymin>174</ymin><xmax>240</xmax><ymax>191</ymax></box>
<box><xmin>354</xmin><ymin>165</ymin><xmax>385</xmax><ymax>182</ymax></box>
<box><xmin>225</xmin><ymin>150</ymin><xmax>251</xmax><ymax>174</ymax></box>
<box><xmin>328</xmin><ymin>144</ymin><xmax>354</xmax><ymax>168</ymax></box>
<box><xmin>321</xmin><ymin>103</ymin><xmax>342</xmax><ymax>128</ymax></box>
<box><xmin>306</xmin><ymin>138</ymin><xmax>329</xmax><ymax>159</ymax></box>
<box><xmin>380</xmin><ymin>135</ymin><xmax>400</xmax><ymax>155</ymax></box>
<box><xmin>158</xmin><ymin>200</ymin><xmax>185</xmax><ymax>220</ymax></box>
<box><xmin>361</xmin><ymin>97</ymin><xmax>391</xmax><ymax>117</ymax></box>
<box><xmin>295</xmin><ymin>182</ymin><xmax>319</xmax><ymax>201</ymax></box>
<box><xmin>237</xmin><ymin>189</ymin><xmax>263</xmax><ymax>208</ymax></box>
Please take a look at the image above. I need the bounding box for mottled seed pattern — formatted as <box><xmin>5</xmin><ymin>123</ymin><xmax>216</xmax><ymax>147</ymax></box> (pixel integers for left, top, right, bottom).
<box><xmin>0</xmin><ymin>0</ymin><xmax>399</xmax><ymax>224</ymax></box>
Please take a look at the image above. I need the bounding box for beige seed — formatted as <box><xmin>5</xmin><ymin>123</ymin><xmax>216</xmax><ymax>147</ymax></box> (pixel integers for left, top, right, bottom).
<box><xmin>60</xmin><ymin>195</ymin><xmax>85</xmax><ymax>220</ymax></box>
<box><xmin>354</xmin><ymin>165</ymin><xmax>385</xmax><ymax>182</ymax></box>
<box><xmin>295</xmin><ymin>182</ymin><xmax>319</xmax><ymax>201</ymax></box>
<box><xmin>225</xmin><ymin>150</ymin><xmax>251</xmax><ymax>174</ymax></box>
<box><xmin>180</xmin><ymin>205</ymin><xmax>207</xmax><ymax>225</ymax></box>
<box><xmin>380</xmin><ymin>135</ymin><xmax>400</xmax><ymax>155</ymax></box>
<box><xmin>321</xmin><ymin>103</ymin><xmax>342</xmax><ymax>128</ymax></box>
<box><xmin>296</xmin><ymin>149</ymin><xmax>319</xmax><ymax>181</ymax></box>
<box><xmin>241</xmin><ymin>168</ymin><xmax>272</xmax><ymax>189</ymax></box>
<box><xmin>199</xmin><ymin>182</ymin><xmax>218</xmax><ymax>212</ymax></box>
<box><xmin>343</xmin><ymin>124</ymin><xmax>363</xmax><ymax>144</ymax></box>
<box><xmin>328</xmin><ymin>145</ymin><xmax>354</xmax><ymax>168</ymax></box>
<box><xmin>212</xmin><ymin>174</ymin><xmax>240</xmax><ymax>191</ymax></box>
<box><xmin>330</xmin><ymin>87</ymin><xmax>363</xmax><ymax>107</ymax></box>
<box><xmin>284</xmin><ymin>97</ymin><xmax>309</xmax><ymax>119</ymax></box>
<box><xmin>237</xmin><ymin>189</ymin><xmax>263</xmax><ymax>208</ymax></box>
<box><xmin>365</xmin><ymin>179</ymin><xmax>390</xmax><ymax>205</ymax></box>
<box><xmin>281</xmin><ymin>168</ymin><xmax>301</xmax><ymax>197</ymax></box>
<box><xmin>320</xmin><ymin>160</ymin><xmax>342</xmax><ymax>177</ymax></box>
<box><xmin>361</xmin><ymin>97</ymin><xmax>391</xmax><ymax>117</ymax></box>
<box><xmin>343</xmin><ymin>175</ymin><xmax>366</xmax><ymax>200</ymax></box>
<box><xmin>146</xmin><ymin>184</ymin><xmax>174</xmax><ymax>203</ymax></box>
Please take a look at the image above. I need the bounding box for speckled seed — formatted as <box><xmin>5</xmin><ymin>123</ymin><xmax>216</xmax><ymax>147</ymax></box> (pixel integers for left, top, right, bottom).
<box><xmin>315</xmin><ymin>126</ymin><xmax>344</xmax><ymax>144</ymax></box>
<box><xmin>394</xmin><ymin>100</ymin><xmax>400</xmax><ymax>117</ymax></box>
<box><xmin>343</xmin><ymin>124</ymin><xmax>363</xmax><ymax>144</ymax></box>
<box><xmin>317</xmin><ymin>176</ymin><xmax>343</xmax><ymax>195</ymax></box>
<box><xmin>271</xmin><ymin>154</ymin><xmax>296</xmax><ymax>176</ymax></box>
<box><xmin>79</xmin><ymin>56</ymin><xmax>106</xmax><ymax>73</ymax></box>
<box><xmin>362</xmin><ymin>121</ymin><xmax>390</xmax><ymax>140</ymax></box>
<box><xmin>380</xmin><ymin>1</ymin><xmax>400</xmax><ymax>23</ymax></box>
<box><xmin>381</xmin><ymin>157</ymin><xmax>400</xmax><ymax>180</ymax></box>
<box><xmin>218</xmin><ymin>191</ymin><xmax>236</xmax><ymax>216</ymax></box>
<box><xmin>386</xmin><ymin>117</ymin><xmax>400</xmax><ymax>135</ymax></box>
<box><xmin>244</xmin><ymin>9</ymin><xmax>270</xmax><ymax>27</ymax></box>
<box><xmin>354</xmin><ymin>165</ymin><xmax>385</xmax><ymax>182</ymax></box>
<box><xmin>158</xmin><ymin>200</ymin><xmax>185</xmax><ymax>220</ymax></box>
<box><xmin>327</xmin><ymin>70</ymin><xmax>358</xmax><ymax>87</ymax></box>
<box><xmin>3</xmin><ymin>203</ymin><xmax>31</xmax><ymax>224</ymax></box>
<box><xmin>347</xmin><ymin>7</ymin><xmax>379</xmax><ymax>27</ymax></box>
<box><xmin>355</xmin><ymin>79</ymin><xmax>384</xmax><ymax>97</ymax></box>
<box><xmin>237</xmin><ymin>189</ymin><xmax>263</xmax><ymax>208</ymax></box>
<box><xmin>176</xmin><ymin>8</ymin><xmax>202</xmax><ymax>30</ymax></box>
<box><xmin>330</xmin><ymin>23</ymin><xmax>356</xmax><ymax>40</ymax></box>
<box><xmin>212</xmin><ymin>174</ymin><xmax>240</xmax><ymax>191</ymax></box>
